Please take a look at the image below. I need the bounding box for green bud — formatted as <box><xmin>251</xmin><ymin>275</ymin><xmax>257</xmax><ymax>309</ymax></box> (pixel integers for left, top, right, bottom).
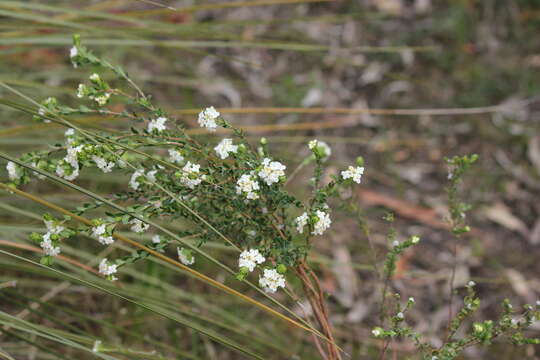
<box><xmin>371</xmin><ymin>327</ymin><xmax>384</xmax><ymax>337</ymax></box>
<box><xmin>235</xmin><ymin>267</ymin><xmax>249</xmax><ymax>281</ymax></box>
<box><xmin>355</xmin><ymin>156</ymin><xmax>365</xmax><ymax>166</ymax></box>
<box><xmin>238</xmin><ymin>144</ymin><xmax>247</xmax><ymax>153</ymax></box>
<box><xmin>452</xmin><ymin>226</ymin><xmax>471</xmax><ymax>235</ymax></box>
<box><xmin>260</xmin><ymin>137</ymin><xmax>267</xmax><ymax>145</ymax></box>
<box><xmin>43</xmin><ymin>213</ymin><xmax>54</xmax><ymax>221</ymax></box>
<box><xmin>277</xmin><ymin>264</ymin><xmax>287</xmax><ymax>274</ymax></box>
<box><xmin>29</xmin><ymin>232</ymin><xmax>42</xmax><ymax>243</ymax></box>
<box><xmin>40</xmin><ymin>256</ymin><xmax>54</xmax><ymax>266</ymax></box>
<box><xmin>72</xmin><ymin>33</ymin><xmax>81</xmax><ymax>47</ymax></box>
<box><xmin>473</xmin><ymin>323</ymin><xmax>484</xmax><ymax>334</ymax></box>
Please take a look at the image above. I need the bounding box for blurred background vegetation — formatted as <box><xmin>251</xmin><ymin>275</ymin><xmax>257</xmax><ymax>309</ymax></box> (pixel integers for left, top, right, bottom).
<box><xmin>1</xmin><ymin>0</ymin><xmax>540</xmax><ymax>359</ymax></box>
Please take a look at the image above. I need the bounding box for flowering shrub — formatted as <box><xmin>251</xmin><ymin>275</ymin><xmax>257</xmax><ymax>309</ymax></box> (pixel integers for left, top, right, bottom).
<box><xmin>1</xmin><ymin>35</ymin><xmax>538</xmax><ymax>359</ymax></box>
<box><xmin>2</xmin><ymin>35</ymin><xmax>368</xmax><ymax>359</ymax></box>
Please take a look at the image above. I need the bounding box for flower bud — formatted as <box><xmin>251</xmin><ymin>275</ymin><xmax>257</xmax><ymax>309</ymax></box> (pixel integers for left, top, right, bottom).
<box><xmin>29</xmin><ymin>232</ymin><xmax>42</xmax><ymax>243</ymax></box>
<box><xmin>235</xmin><ymin>266</ymin><xmax>249</xmax><ymax>281</ymax></box>
<box><xmin>277</xmin><ymin>264</ymin><xmax>287</xmax><ymax>274</ymax></box>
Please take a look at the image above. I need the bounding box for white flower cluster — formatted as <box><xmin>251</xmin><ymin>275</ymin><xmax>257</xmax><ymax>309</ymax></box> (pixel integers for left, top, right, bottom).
<box><xmin>168</xmin><ymin>149</ymin><xmax>184</xmax><ymax>164</ymax></box>
<box><xmin>69</xmin><ymin>46</ymin><xmax>78</xmax><ymax>67</ymax></box>
<box><xmin>98</xmin><ymin>258</ymin><xmax>118</xmax><ymax>280</ymax></box>
<box><xmin>295</xmin><ymin>212</ymin><xmax>308</xmax><ymax>234</ymax></box>
<box><xmin>312</xmin><ymin>210</ymin><xmax>331</xmax><ymax>235</ymax></box>
<box><xmin>65</xmin><ymin>128</ymin><xmax>75</xmax><ymax>140</ymax></box>
<box><xmin>129</xmin><ymin>169</ymin><xmax>145</xmax><ymax>190</ymax></box>
<box><xmin>295</xmin><ymin>210</ymin><xmax>331</xmax><ymax>236</ymax></box>
<box><xmin>92</xmin><ymin>155</ymin><xmax>115</xmax><ymax>173</ymax></box>
<box><xmin>258</xmin><ymin>158</ymin><xmax>286</xmax><ymax>186</ymax></box>
<box><xmin>6</xmin><ymin>161</ymin><xmax>21</xmax><ymax>181</ymax></box>
<box><xmin>308</xmin><ymin>139</ymin><xmax>332</xmax><ymax>161</ymax></box>
<box><xmin>92</xmin><ymin>224</ymin><xmax>114</xmax><ymax>245</ymax></box>
<box><xmin>56</xmin><ymin>143</ymin><xmax>83</xmax><ymax>181</ymax></box>
<box><xmin>214</xmin><ymin>138</ymin><xmax>238</xmax><ymax>160</ymax></box>
<box><xmin>76</xmin><ymin>84</ymin><xmax>86</xmax><ymax>98</ymax></box>
<box><xmin>236</xmin><ymin>173</ymin><xmax>260</xmax><ymax>200</ymax></box>
<box><xmin>86</xmin><ymin>74</ymin><xmax>111</xmax><ymax>106</ymax></box>
<box><xmin>238</xmin><ymin>249</ymin><xmax>265</xmax><ymax>272</ymax></box>
<box><xmin>259</xmin><ymin>269</ymin><xmax>286</xmax><ymax>293</ymax></box>
<box><xmin>39</xmin><ymin>219</ymin><xmax>65</xmax><ymax>257</ymax></box>
<box><xmin>179</xmin><ymin>162</ymin><xmax>205</xmax><ymax>189</ymax></box>
<box><xmin>341</xmin><ymin>165</ymin><xmax>364</xmax><ymax>184</ymax></box>
<box><xmin>148</xmin><ymin>117</ymin><xmax>168</xmax><ymax>133</ymax></box>
<box><xmin>198</xmin><ymin>106</ymin><xmax>220</xmax><ymax>131</ymax></box>
<box><xmin>177</xmin><ymin>247</ymin><xmax>195</xmax><ymax>265</ymax></box>
<box><xmin>44</xmin><ymin>219</ymin><xmax>64</xmax><ymax>235</ymax></box>
<box><xmin>146</xmin><ymin>169</ymin><xmax>158</xmax><ymax>183</ymax></box>
<box><xmin>40</xmin><ymin>232</ymin><xmax>61</xmax><ymax>257</ymax></box>
<box><xmin>129</xmin><ymin>218</ymin><xmax>149</xmax><ymax>233</ymax></box>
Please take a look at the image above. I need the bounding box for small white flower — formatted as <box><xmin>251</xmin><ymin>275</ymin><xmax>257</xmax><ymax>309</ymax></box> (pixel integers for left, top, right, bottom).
<box><xmin>392</xmin><ymin>240</ymin><xmax>400</xmax><ymax>247</ymax></box>
<box><xmin>76</xmin><ymin>84</ymin><xmax>86</xmax><ymax>98</ymax></box>
<box><xmin>258</xmin><ymin>158</ymin><xmax>286</xmax><ymax>186</ymax></box>
<box><xmin>396</xmin><ymin>312</ymin><xmax>404</xmax><ymax>319</ymax></box>
<box><xmin>259</xmin><ymin>268</ymin><xmax>286</xmax><ymax>293</ymax></box>
<box><xmin>44</xmin><ymin>219</ymin><xmax>64</xmax><ymax>235</ymax></box>
<box><xmin>238</xmin><ymin>249</ymin><xmax>265</xmax><ymax>272</ymax></box>
<box><xmin>92</xmin><ymin>156</ymin><xmax>115</xmax><ymax>173</ymax></box>
<box><xmin>295</xmin><ymin>212</ymin><xmax>308</xmax><ymax>234</ymax></box>
<box><xmin>129</xmin><ymin>218</ymin><xmax>149</xmax><ymax>233</ymax></box>
<box><xmin>40</xmin><ymin>233</ymin><xmax>61</xmax><ymax>257</ymax></box>
<box><xmin>89</xmin><ymin>73</ymin><xmax>100</xmax><ymax>82</ymax></box>
<box><xmin>92</xmin><ymin>340</ymin><xmax>102</xmax><ymax>353</ymax></box>
<box><xmin>56</xmin><ymin>160</ymin><xmax>79</xmax><ymax>181</ymax></box>
<box><xmin>411</xmin><ymin>236</ymin><xmax>420</xmax><ymax>244</ymax></box>
<box><xmin>341</xmin><ymin>165</ymin><xmax>364</xmax><ymax>184</ymax></box>
<box><xmin>70</xmin><ymin>46</ymin><xmax>78</xmax><ymax>58</ymax></box>
<box><xmin>93</xmin><ymin>93</ymin><xmax>110</xmax><ymax>106</ymax></box>
<box><xmin>236</xmin><ymin>173</ymin><xmax>260</xmax><ymax>200</ymax></box>
<box><xmin>65</xmin><ymin>128</ymin><xmax>75</xmax><ymax>137</ymax></box>
<box><xmin>468</xmin><ymin>281</ymin><xmax>476</xmax><ymax>287</ymax></box>
<box><xmin>151</xmin><ymin>235</ymin><xmax>161</xmax><ymax>244</ymax></box>
<box><xmin>6</xmin><ymin>161</ymin><xmax>21</xmax><ymax>181</ymax></box>
<box><xmin>129</xmin><ymin>169</ymin><xmax>145</xmax><ymax>190</ymax></box>
<box><xmin>372</xmin><ymin>328</ymin><xmax>381</xmax><ymax>337</ymax></box>
<box><xmin>312</xmin><ymin>210</ymin><xmax>331</xmax><ymax>236</ymax></box>
<box><xmin>308</xmin><ymin>139</ymin><xmax>332</xmax><ymax>161</ymax></box>
<box><xmin>98</xmin><ymin>258</ymin><xmax>118</xmax><ymax>280</ymax></box>
<box><xmin>148</xmin><ymin>117</ymin><xmax>168</xmax><ymax>133</ymax></box>
<box><xmin>197</xmin><ymin>106</ymin><xmax>220</xmax><ymax>131</ymax></box>
<box><xmin>214</xmin><ymin>138</ymin><xmax>238</xmax><ymax>160</ymax></box>
<box><xmin>92</xmin><ymin>224</ymin><xmax>114</xmax><ymax>245</ymax></box>
<box><xmin>168</xmin><ymin>149</ymin><xmax>184</xmax><ymax>164</ymax></box>
<box><xmin>536</xmin><ymin>300</ymin><xmax>540</xmax><ymax>306</ymax></box>
<box><xmin>408</xmin><ymin>297</ymin><xmax>415</xmax><ymax>303</ymax></box>
<box><xmin>146</xmin><ymin>170</ymin><xmax>158</xmax><ymax>183</ymax></box>
<box><xmin>177</xmin><ymin>247</ymin><xmax>195</xmax><ymax>265</ymax></box>
<box><xmin>179</xmin><ymin>161</ymin><xmax>205</xmax><ymax>189</ymax></box>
